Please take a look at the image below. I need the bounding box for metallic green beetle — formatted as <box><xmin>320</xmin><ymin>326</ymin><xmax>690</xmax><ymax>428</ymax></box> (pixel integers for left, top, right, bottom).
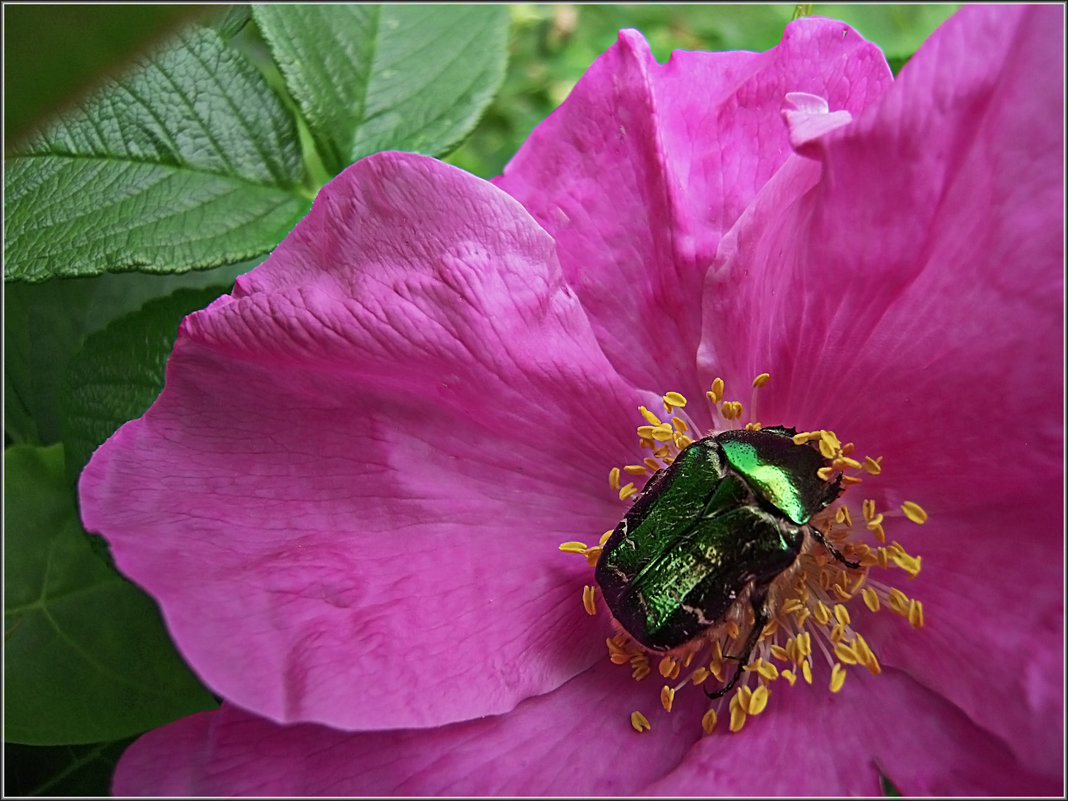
<box><xmin>595</xmin><ymin>425</ymin><xmax>859</xmax><ymax>698</ymax></box>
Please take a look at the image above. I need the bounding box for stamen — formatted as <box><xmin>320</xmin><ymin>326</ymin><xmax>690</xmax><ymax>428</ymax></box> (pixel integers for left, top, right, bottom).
<box><xmin>901</xmin><ymin>501</ymin><xmax>928</xmax><ymax>524</ymax></box>
<box><xmin>829</xmin><ymin>663</ymin><xmax>846</xmax><ymax>693</ymax></box>
<box><xmin>608</xmin><ymin>467</ymin><xmax>620</xmax><ymax>492</ymax></box>
<box><xmin>583</xmin><ymin>585</ymin><xmax>597</xmax><ymax>615</ymax></box>
<box><xmin>639</xmin><ymin>406</ymin><xmax>663</xmax><ymax>426</ymax></box>
<box><xmin>663</xmin><ymin>391</ymin><xmax>688</xmax><ymax>409</ymax></box>
<box><xmin>752</xmin><ymin>373</ymin><xmax>771</xmax><ymax>388</ymax></box>
<box><xmin>619</xmin><ymin>483</ymin><xmax>637</xmax><ymax>501</ymax></box>
<box><xmin>630</xmin><ymin>711</ymin><xmax>652</xmax><ymax>732</ymax></box>
<box><xmin>701</xmin><ymin>708</ymin><xmax>718</xmax><ymax>734</ymax></box>
<box><xmin>748</xmin><ymin>685</ymin><xmax>770</xmax><ymax>715</ymax></box>
<box><xmin>558</xmin><ymin>541</ymin><xmax>587</xmax><ymax>554</ymax></box>
<box><xmin>660</xmin><ymin>685</ymin><xmax>676</xmax><ymax>712</ymax></box>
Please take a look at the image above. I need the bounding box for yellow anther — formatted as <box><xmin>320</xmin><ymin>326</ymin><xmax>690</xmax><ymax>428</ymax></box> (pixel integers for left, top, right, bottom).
<box><xmin>691</xmin><ymin>667</ymin><xmax>710</xmax><ymax>685</ymax></box>
<box><xmin>643</xmin><ymin>457</ymin><xmax>662</xmax><ymax>472</ymax></box>
<box><xmin>769</xmin><ymin>644</ymin><xmax>790</xmax><ymax>662</ymax></box>
<box><xmin>862</xmin><ymin>587</ymin><xmax>881</xmax><ymax>612</ymax></box>
<box><xmin>632</xmin><ymin>663</ymin><xmax>651</xmax><ymax>682</ymax></box>
<box><xmin>725</xmin><ymin>621</ymin><xmax>741</xmax><ymax>640</ymax></box>
<box><xmin>835</xmin><ymin>506</ymin><xmax>853</xmax><ymax>527</ymax></box>
<box><xmin>831</xmin><ymin>583</ymin><xmax>853</xmax><ymax>602</ymax></box>
<box><xmin>748</xmin><ymin>684</ymin><xmax>770</xmax><ymax>715</ymax></box>
<box><xmin>817</xmin><ymin>466</ymin><xmax>835</xmax><ymax>481</ymax></box>
<box><xmin>660</xmin><ymin>685</ymin><xmax>676</xmax><ymax>713</ymax></box>
<box><xmin>869</xmin><ymin>522</ymin><xmax>886</xmax><ymax>543</ymax></box>
<box><xmin>650</xmin><ymin>424</ymin><xmax>675</xmax><ymax>442</ymax></box>
<box><xmin>813</xmin><ymin>601</ymin><xmax>831</xmax><ymax>626</ymax></box>
<box><xmin>622</xmin><ymin>465</ymin><xmax>647</xmax><ymax>477</ymax></box>
<box><xmin>830</xmin><ymin>622</ymin><xmax>847</xmax><ymax>643</ymax></box>
<box><xmin>619</xmin><ymin>483</ymin><xmax>637</xmax><ymax>501</ymax></box>
<box><xmin>722</xmin><ymin>401</ymin><xmax>736</xmax><ymax>419</ymax></box>
<box><xmin>908</xmin><ymin>599</ymin><xmax>925</xmax><ymax>629</ymax></box>
<box><xmin>834</xmin><ymin>642</ymin><xmax>859</xmax><ymax>665</ymax></box>
<box><xmin>833</xmin><ymin>456</ymin><xmax>863</xmax><ymax>471</ymax></box>
<box><xmin>610</xmin><ymin>651</ymin><xmax>631</xmax><ymax>665</ymax></box>
<box><xmin>752</xmin><ymin>372</ymin><xmax>771</xmax><ymax>388</ymax></box>
<box><xmin>799</xmin><ymin>631</ymin><xmax>812</xmax><ymax>657</ymax></box>
<box><xmin>757</xmin><ymin>661</ymin><xmax>779</xmax><ymax>681</ymax></box>
<box><xmin>862</xmin><ymin>499</ymin><xmax>876</xmax><ymax>521</ymax></box>
<box><xmin>672</xmin><ymin>416</ymin><xmax>689</xmax><ymax>433</ymax></box>
<box><xmin>584</xmin><ymin>546</ymin><xmax>603</xmax><ymax>567</ymax></box>
<box><xmin>853</xmin><ymin>633</ymin><xmax>881</xmax><ymax>675</ymax></box>
<box><xmin>600</xmin><ymin>530</ymin><xmax>613</xmax><ymax>545</ymax></box>
<box><xmin>682</xmin><ymin>651</ymin><xmax>696</xmax><ymax>668</ymax></box>
<box><xmin>558</xmin><ymin>541</ymin><xmax>587</xmax><ymax>554</ymax></box>
<box><xmin>710</xmin><ymin>378</ymin><xmax>725</xmax><ymax>404</ymax></box>
<box><xmin>834</xmin><ymin>604</ymin><xmax>851</xmax><ymax>626</ymax></box>
<box><xmin>890</xmin><ymin>550</ymin><xmax>922</xmax><ymax>578</ymax></box>
<box><xmin>701</xmin><ymin>708</ymin><xmax>718</xmax><ymax>735</ymax></box>
<box><xmin>792</xmin><ymin>431</ymin><xmax>820</xmax><ymax>445</ymax></box>
<box><xmin>608</xmin><ymin>467</ymin><xmax>621</xmax><ymax>491</ymax></box>
<box><xmin>735</xmin><ymin>686</ymin><xmax>753</xmax><ymax>713</ymax></box>
<box><xmin>658</xmin><ymin>656</ymin><xmax>679</xmax><ymax>679</ymax></box>
<box><xmin>888</xmin><ymin>587</ymin><xmax>910</xmax><ymax>616</ymax></box>
<box><xmin>901</xmin><ymin>501</ymin><xmax>928</xmax><ymax>524</ymax></box>
<box><xmin>830</xmin><ymin>662</ymin><xmax>847</xmax><ymax>693</ymax></box>
<box><xmin>801</xmin><ymin>660</ymin><xmax>813</xmax><ymax>684</ymax></box>
<box><xmin>630</xmin><ymin>711</ymin><xmax>652</xmax><ymax>732</ymax></box>
<box><xmin>729</xmin><ymin>704</ymin><xmax>748</xmax><ymax>733</ymax></box>
<box><xmin>652</xmin><ymin>445</ymin><xmax>670</xmax><ymax>459</ymax></box>
<box><xmin>865</xmin><ymin>513</ymin><xmax>885</xmax><ymax>529</ymax></box>
<box><xmin>606</xmin><ymin>637</ymin><xmax>628</xmax><ymax>656</ymax></box>
<box><xmin>781</xmin><ymin>668</ymin><xmax>797</xmax><ymax>687</ymax></box>
<box><xmin>663</xmin><ymin>391</ymin><xmax>687</xmax><ymax>409</ymax></box>
<box><xmin>582</xmin><ymin>585</ymin><xmax>597</xmax><ymax>616</ymax></box>
<box><xmin>862</xmin><ymin>456</ymin><xmax>883</xmax><ymax>475</ymax></box>
<box><xmin>638</xmin><ymin>406</ymin><xmax>663</xmax><ymax>426</ymax></box>
<box><xmin>636</xmin><ymin>425</ymin><xmax>656</xmax><ymax>439</ymax></box>
<box><xmin>674</xmin><ymin>433</ymin><xmax>693</xmax><ymax>450</ymax></box>
<box><xmin>762</xmin><ymin>619</ymin><xmax>779</xmax><ymax>637</ymax></box>
<box><xmin>841</xmin><ymin>475</ymin><xmax>863</xmax><ymax>485</ymax></box>
<box><xmin>794</xmin><ymin>606</ymin><xmax>811</xmax><ymax>628</ymax></box>
<box><xmin>782</xmin><ymin>598</ymin><xmax>804</xmax><ymax>615</ymax></box>
<box><xmin>744</xmin><ymin>421</ymin><xmax>763</xmax><ymax>430</ymax></box>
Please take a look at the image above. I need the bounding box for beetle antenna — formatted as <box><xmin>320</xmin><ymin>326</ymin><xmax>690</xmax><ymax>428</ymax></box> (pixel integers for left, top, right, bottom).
<box><xmin>810</xmin><ymin>526</ymin><xmax>860</xmax><ymax>569</ymax></box>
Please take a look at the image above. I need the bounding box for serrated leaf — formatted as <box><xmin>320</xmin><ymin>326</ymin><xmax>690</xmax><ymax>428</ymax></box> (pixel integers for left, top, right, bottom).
<box><xmin>4</xmin><ymin>264</ymin><xmax>250</xmax><ymax>447</ymax></box>
<box><xmin>254</xmin><ymin>4</ymin><xmax>509</xmax><ymax>175</ymax></box>
<box><xmin>60</xmin><ymin>285</ymin><xmax>229</xmax><ymax>484</ymax></box>
<box><xmin>4</xmin><ymin>444</ymin><xmax>218</xmax><ymax>745</ymax></box>
<box><xmin>4</xmin><ymin>25</ymin><xmax>310</xmax><ymax>283</ymax></box>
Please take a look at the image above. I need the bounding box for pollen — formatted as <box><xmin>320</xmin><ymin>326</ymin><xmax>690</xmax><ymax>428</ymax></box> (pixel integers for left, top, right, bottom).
<box><xmin>566</xmin><ymin>375</ymin><xmax>927</xmax><ymax>737</ymax></box>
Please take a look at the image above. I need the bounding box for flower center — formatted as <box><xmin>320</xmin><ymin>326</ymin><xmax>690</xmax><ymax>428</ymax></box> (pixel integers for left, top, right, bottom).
<box><xmin>559</xmin><ymin>373</ymin><xmax>927</xmax><ymax>735</ymax></box>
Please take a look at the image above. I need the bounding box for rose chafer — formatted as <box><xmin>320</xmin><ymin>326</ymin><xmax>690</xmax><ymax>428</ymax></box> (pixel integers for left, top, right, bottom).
<box><xmin>595</xmin><ymin>425</ymin><xmax>858</xmax><ymax>697</ymax></box>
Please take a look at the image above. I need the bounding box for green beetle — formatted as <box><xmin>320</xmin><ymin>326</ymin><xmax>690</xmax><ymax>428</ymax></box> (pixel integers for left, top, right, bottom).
<box><xmin>595</xmin><ymin>425</ymin><xmax>859</xmax><ymax>698</ymax></box>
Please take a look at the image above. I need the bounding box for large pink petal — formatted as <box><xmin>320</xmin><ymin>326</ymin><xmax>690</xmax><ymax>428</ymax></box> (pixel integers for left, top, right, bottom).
<box><xmin>80</xmin><ymin>152</ymin><xmax>656</xmax><ymax>731</ymax></box>
<box><xmin>696</xmin><ymin>1</ymin><xmax>1063</xmax><ymax>776</ymax></box>
<box><xmin>648</xmin><ymin>669</ymin><xmax>1061</xmax><ymax>795</ymax></box>
<box><xmin>113</xmin><ymin>662</ymin><xmax>706</xmax><ymax>796</ymax></box>
<box><xmin>495</xmin><ymin>20</ymin><xmax>892</xmax><ymax>398</ymax></box>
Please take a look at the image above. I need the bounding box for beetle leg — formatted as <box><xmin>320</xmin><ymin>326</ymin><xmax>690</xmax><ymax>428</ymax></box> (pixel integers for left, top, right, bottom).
<box><xmin>705</xmin><ymin>585</ymin><xmax>771</xmax><ymax>700</ymax></box>
<box><xmin>809</xmin><ymin>525</ymin><xmax>860</xmax><ymax>569</ymax></box>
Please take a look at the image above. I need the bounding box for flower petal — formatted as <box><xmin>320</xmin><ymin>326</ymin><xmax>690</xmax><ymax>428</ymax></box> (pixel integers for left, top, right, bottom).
<box><xmin>702</xmin><ymin>4</ymin><xmax>1063</xmax><ymax>508</ymax></box>
<box><xmin>647</xmin><ymin>669</ymin><xmax>1061</xmax><ymax>795</ymax></box>
<box><xmin>495</xmin><ymin>20</ymin><xmax>892</xmax><ymax>396</ymax></box>
<box><xmin>79</xmin><ymin>152</ymin><xmax>654</xmax><ymax>731</ymax></box>
<box><xmin>112</xmin><ymin>662</ymin><xmax>705</xmax><ymax>796</ymax></box>
<box><xmin>698</xmin><ymin>2</ymin><xmax>1063</xmax><ymax>776</ymax></box>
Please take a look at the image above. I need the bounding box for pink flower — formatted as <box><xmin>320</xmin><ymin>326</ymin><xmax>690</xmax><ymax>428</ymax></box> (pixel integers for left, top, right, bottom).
<box><xmin>79</xmin><ymin>5</ymin><xmax>1063</xmax><ymax>795</ymax></box>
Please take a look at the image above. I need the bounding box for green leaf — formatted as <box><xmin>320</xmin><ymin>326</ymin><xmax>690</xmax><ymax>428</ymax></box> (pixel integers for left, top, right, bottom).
<box><xmin>4</xmin><ymin>738</ymin><xmax>136</xmax><ymax>796</ymax></box>
<box><xmin>4</xmin><ymin>444</ymin><xmax>218</xmax><ymax>745</ymax></box>
<box><xmin>4</xmin><ymin>264</ymin><xmax>250</xmax><ymax>447</ymax></box>
<box><xmin>254</xmin><ymin>4</ymin><xmax>509</xmax><ymax>176</ymax></box>
<box><xmin>812</xmin><ymin>4</ymin><xmax>960</xmax><ymax>61</ymax></box>
<box><xmin>4</xmin><ymin>25</ymin><xmax>310</xmax><ymax>283</ymax></box>
<box><xmin>61</xmin><ymin>284</ymin><xmax>228</xmax><ymax>485</ymax></box>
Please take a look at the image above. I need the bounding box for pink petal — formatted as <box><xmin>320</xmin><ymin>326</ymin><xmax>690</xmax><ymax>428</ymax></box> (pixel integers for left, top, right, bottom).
<box><xmin>648</xmin><ymin>669</ymin><xmax>1061</xmax><ymax>795</ymax></box>
<box><xmin>113</xmin><ymin>662</ymin><xmax>706</xmax><ymax>796</ymax></box>
<box><xmin>697</xmin><ymin>2</ymin><xmax>1063</xmax><ymax>776</ymax></box>
<box><xmin>495</xmin><ymin>20</ymin><xmax>892</xmax><ymax>399</ymax></box>
<box><xmin>80</xmin><ymin>152</ymin><xmax>655</xmax><ymax>731</ymax></box>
